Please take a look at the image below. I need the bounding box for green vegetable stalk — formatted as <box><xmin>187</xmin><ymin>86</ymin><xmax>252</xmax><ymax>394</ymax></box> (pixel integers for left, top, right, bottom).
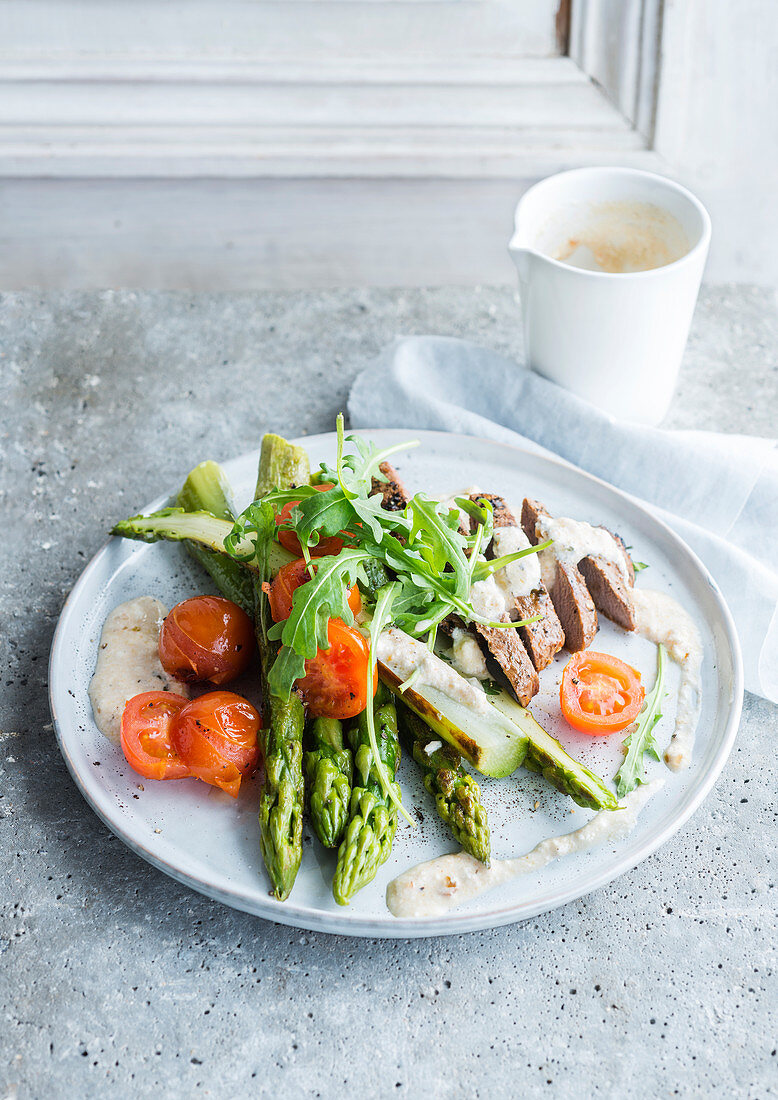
<box><xmin>254</xmin><ymin>435</ymin><xmax>310</xmax><ymax>900</ymax></box>
<box><xmin>332</xmin><ymin>690</ymin><xmax>402</xmax><ymax>906</ymax></box>
<box><xmin>176</xmin><ymin>460</ymin><xmax>255</xmax><ymax>616</ymax></box>
<box><xmin>304</xmin><ymin>717</ymin><xmax>353</xmax><ymax>849</ymax></box>
<box><xmin>397</xmin><ymin>703</ymin><xmax>490</xmax><ymax>865</ymax></box>
<box><xmin>258</xmin><ymin>689</ymin><xmax>305</xmax><ymax>901</ymax></box>
<box><xmin>254</xmin><ymin>432</ymin><xmax>311</xmax><ymax>499</ymax></box>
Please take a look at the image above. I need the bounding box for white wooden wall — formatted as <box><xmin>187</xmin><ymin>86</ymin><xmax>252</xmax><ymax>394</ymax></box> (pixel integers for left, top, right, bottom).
<box><xmin>0</xmin><ymin>0</ymin><xmax>775</xmax><ymax>287</ymax></box>
<box><xmin>652</xmin><ymin>0</ymin><xmax>778</xmax><ymax>287</ymax></box>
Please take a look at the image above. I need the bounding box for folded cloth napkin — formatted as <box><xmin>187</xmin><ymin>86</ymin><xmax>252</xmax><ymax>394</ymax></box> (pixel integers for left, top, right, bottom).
<box><xmin>349</xmin><ymin>336</ymin><xmax>778</xmax><ymax>702</ymax></box>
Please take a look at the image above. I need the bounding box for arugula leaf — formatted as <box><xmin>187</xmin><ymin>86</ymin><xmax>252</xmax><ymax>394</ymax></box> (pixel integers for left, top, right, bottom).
<box><xmin>470</xmin><ymin>538</ymin><xmax>551</xmax><ymax>583</ymax></box>
<box><xmin>482</xmin><ymin>679</ymin><xmax>502</xmax><ymax>697</ymax></box>
<box><xmin>408</xmin><ymin>495</ymin><xmax>469</xmax><ymax>586</ymax></box>
<box><xmin>267</xmin><ymin>550</ymin><xmax>366</xmax><ymax>700</ymax></box>
<box><xmin>614</xmin><ymin>644</ymin><xmax>666</xmax><ymax>798</ymax></box>
<box><xmin>293</xmin><ymin>484</ymin><xmax>353</xmax><ymax>547</ymax></box>
<box><xmin>224</xmin><ymin>498</ymin><xmax>276</xmax><ymax>562</ymax></box>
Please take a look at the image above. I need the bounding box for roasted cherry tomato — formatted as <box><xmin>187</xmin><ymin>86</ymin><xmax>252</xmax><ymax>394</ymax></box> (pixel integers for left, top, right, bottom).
<box><xmin>172</xmin><ymin>691</ymin><xmax>261</xmax><ymax>798</ymax></box>
<box><xmin>560</xmin><ymin>651</ymin><xmax>645</xmax><ymax>734</ymax></box>
<box><xmin>158</xmin><ymin>595</ymin><xmax>254</xmax><ymax>685</ymax></box>
<box><xmin>267</xmin><ymin>558</ymin><xmax>361</xmax><ymax>624</ymax></box>
<box><xmin>275</xmin><ymin>483</ymin><xmax>346</xmax><ymax>558</ymax></box>
<box><xmin>120</xmin><ymin>691</ymin><xmax>192</xmax><ymax>780</ymax></box>
<box><xmin>297</xmin><ymin>619</ymin><xmax>376</xmax><ymax>720</ymax></box>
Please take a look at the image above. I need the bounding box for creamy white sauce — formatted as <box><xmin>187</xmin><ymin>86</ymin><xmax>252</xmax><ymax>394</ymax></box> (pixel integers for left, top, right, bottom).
<box><xmin>537</xmin><ymin>515</ymin><xmax>629</xmax><ymax>581</ymax></box>
<box><xmin>450</xmin><ymin>627</ymin><xmax>489</xmax><ymax>680</ymax></box>
<box><xmin>632</xmin><ymin>588</ymin><xmax>703</xmax><ymax>771</ymax></box>
<box><xmin>491</xmin><ymin>525</ymin><xmax>542</xmax><ymax>600</ymax></box>
<box><xmin>377</xmin><ymin>626</ymin><xmax>491</xmax><ymax>714</ymax></box>
<box><xmin>469</xmin><ymin>528</ymin><xmax>543</xmax><ymax>625</ymax></box>
<box><xmin>386</xmin><ymin>779</ymin><xmax>663</xmax><ymax>919</ymax></box>
<box><xmin>469</xmin><ymin>573</ymin><xmax>509</xmax><ymax>622</ymax></box>
<box><xmin>88</xmin><ymin>596</ymin><xmax>189</xmax><ymax>744</ymax></box>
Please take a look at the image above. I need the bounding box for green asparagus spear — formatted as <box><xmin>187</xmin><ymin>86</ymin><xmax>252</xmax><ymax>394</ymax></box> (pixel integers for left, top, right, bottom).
<box><xmin>258</xmin><ymin>691</ymin><xmax>305</xmax><ymax>900</ymax></box>
<box><xmin>176</xmin><ymin>460</ymin><xmax>255</xmax><ymax>616</ymax></box>
<box><xmin>332</xmin><ymin>691</ymin><xmax>402</xmax><ymax>906</ymax></box>
<box><xmin>397</xmin><ymin>702</ymin><xmax>490</xmax><ymax>865</ymax></box>
<box><xmin>112</xmin><ymin>507</ymin><xmax>295</xmax><ymax>579</ymax></box>
<box><xmin>253</xmin><ymin>434</ymin><xmax>310</xmax><ymax>900</ymax></box>
<box><xmin>254</xmin><ymin>432</ymin><xmax>311</xmax><ymax>498</ymax></box>
<box><xmin>304</xmin><ymin>717</ymin><xmax>353</xmax><ymax>848</ymax></box>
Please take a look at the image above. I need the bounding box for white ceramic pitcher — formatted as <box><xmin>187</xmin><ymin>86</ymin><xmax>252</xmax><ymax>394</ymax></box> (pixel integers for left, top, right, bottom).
<box><xmin>509</xmin><ymin>168</ymin><xmax>711</xmax><ymax>426</ymax></box>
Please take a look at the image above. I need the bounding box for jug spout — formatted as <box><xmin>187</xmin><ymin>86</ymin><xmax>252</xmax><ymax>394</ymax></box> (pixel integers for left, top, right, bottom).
<box><xmin>508</xmin><ymin>233</ymin><xmax>539</xmax><ymax>284</ymax></box>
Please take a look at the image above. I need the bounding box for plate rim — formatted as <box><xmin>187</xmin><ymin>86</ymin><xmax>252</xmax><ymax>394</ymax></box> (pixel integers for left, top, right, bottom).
<box><xmin>49</xmin><ymin>427</ymin><xmax>745</xmax><ymax>938</ymax></box>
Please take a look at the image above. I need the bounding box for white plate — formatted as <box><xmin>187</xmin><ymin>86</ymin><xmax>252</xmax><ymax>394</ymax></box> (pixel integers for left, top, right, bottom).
<box><xmin>49</xmin><ymin>430</ymin><xmax>743</xmax><ymax>937</ymax></box>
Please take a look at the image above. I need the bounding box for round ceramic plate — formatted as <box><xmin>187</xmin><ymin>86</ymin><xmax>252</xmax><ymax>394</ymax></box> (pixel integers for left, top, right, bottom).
<box><xmin>50</xmin><ymin>430</ymin><xmax>743</xmax><ymax>937</ymax></box>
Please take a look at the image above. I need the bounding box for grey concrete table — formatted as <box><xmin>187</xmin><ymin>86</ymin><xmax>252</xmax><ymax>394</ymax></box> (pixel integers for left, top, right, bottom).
<box><xmin>1</xmin><ymin>287</ymin><xmax>776</xmax><ymax>1100</ymax></box>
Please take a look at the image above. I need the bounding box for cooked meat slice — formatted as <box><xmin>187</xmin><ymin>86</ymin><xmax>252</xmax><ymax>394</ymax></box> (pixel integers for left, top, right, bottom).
<box><xmin>579</xmin><ymin>557</ymin><xmax>636</xmax><ymax>631</ymax></box>
<box><xmin>470</xmin><ymin>492</ymin><xmax>564</xmax><ymax>669</ymax></box>
<box><xmin>521</xmin><ymin>495</ymin><xmax>639</xmax><ymax>646</ymax></box>
<box><xmin>514</xmin><ymin>589</ymin><xmax>565</xmax><ymax>671</ymax></box>
<box><xmin>523</xmin><ymin>496</ymin><xmax>597</xmax><ymax>650</ymax></box>
<box><xmin>520</xmin><ymin>497</ymin><xmax>549</xmax><ymax>545</ymax></box>
<box><xmin>550</xmin><ymin>561</ymin><xmax>598</xmax><ymax>652</ymax></box>
<box><xmin>468</xmin><ymin>492</ymin><xmax>516</xmax><ymax>530</ymax></box>
<box><xmin>440</xmin><ymin>615</ymin><xmax>539</xmax><ymax>706</ymax></box>
<box><xmin>577</xmin><ymin>527</ymin><xmax>636</xmax><ymax>628</ymax></box>
<box><xmin>371</xmin><ymin>461</ymin><xmax>409</xmax><ymax>512</ymax></box>
<box><xmin>472</xmin><ymin>622</ymin><xmax>539</xmax><ymax>706</ymax></box>
<box><xmin>610</xmin><ymin>530</ymin><xmax>636</xmax><ymax>586</ymax></box>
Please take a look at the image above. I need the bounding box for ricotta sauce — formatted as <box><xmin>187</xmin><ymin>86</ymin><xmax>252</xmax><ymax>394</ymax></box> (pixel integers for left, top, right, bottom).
<box><xmin>468</xmin><ymin>528</ymin><xmax>543</xmax><ymax>624</ymax></box>
<box><xmin>469</xmin><ymin>573</ymin><xmax>509</xmax><ymax>622</ymax></box>
<box><xmin>88</xmin><ymin>596</ymin><xmax>189</xmax><ymax>744</ymax></box>
<box><xmin>377</xmin><ymin>627</ymin><xmax>490</xmax><ymax>714</ymax></box>
<box><xmin>537</xmin><ymin>515</ymin><xmax>629</xmax><ymax>582</ymax></box>
<box><xmin>632</xmin><ymin>588</ymin><xmax>703</xmax><ymax>771</ymax></box>
<box><xmin>386</xmin><ymin>779</ymin><xmax>663</xmax><ymax>919</ymax></box>
<box><xmin>450</xmin><ymin>627</ymin><xmax>489</xmax><ymax>680</ymax></box>
<box><xmin>491</xmin><ymin>525</ymin><xmax>542</xmax><ymax>600</ymax></box>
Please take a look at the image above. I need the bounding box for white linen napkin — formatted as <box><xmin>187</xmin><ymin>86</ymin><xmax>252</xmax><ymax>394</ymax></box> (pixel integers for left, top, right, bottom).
<box><xmin>348</xmin><ymin>336</ymin><xmax>778</xmax><ymax>702</ymax></box>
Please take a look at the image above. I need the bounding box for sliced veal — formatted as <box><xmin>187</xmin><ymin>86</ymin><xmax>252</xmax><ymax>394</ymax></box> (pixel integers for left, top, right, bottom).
<box><xmin>370</xmin><ymin>461</ymin><xmax>410</xmax><ymax>511</ymax></box>
<box><xmin>578</xmin><ymin>531</ymin><xmax>636</xmax><ymax>631</ymax></box>
<box><xmin>521</xmin><ymin>497</ymin><xmax>637</xmax><ymax>648</ymax></box>
<box><xmin>521</xmin><ymin>498</ymin><xmax>598</xmax><ymax>652</ymax></box>
<box><xmin>470</xmin><ymin>492</ymin><xmax>564</xmax><ymax>671</ymax></box>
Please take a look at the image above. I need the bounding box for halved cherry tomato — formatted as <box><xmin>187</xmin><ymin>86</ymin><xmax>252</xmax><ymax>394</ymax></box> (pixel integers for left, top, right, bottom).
<box><xmin>297</xmin><ymin>619</ymin><xmax>376</xmax><ymax>721</ymax></box>
<box><xmin>120</xmin><ymin>691</ymin><xmax>192</xmax><ymax>780</ymax></box>
<box><xmin>560</xmin><ymin>651</ymin><xmax>645</xmax><ymax>735</ymax></box>
<box><xmin>158</xmin><ymin>595</ymin><xmax>254</xmax><ymax>685</ymax></box>
<box><xmin>172</xmin><ymin>691</ymin><xmax>261</xmax><ymax>798</ymax></box>
<box><xmin>267</xmin><ymin>558</ymin><xmax>361</xmax><ymax>624</ymax></box>
<box><xmin>275</xmin><ymin>483</ymin><xmax>346</xmax><ymax>558</ymax></box>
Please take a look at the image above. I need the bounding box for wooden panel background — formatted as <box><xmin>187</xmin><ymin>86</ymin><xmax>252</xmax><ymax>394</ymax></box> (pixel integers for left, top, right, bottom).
<box><xmin>0</xmin><ymin>0</ymin><xmax>774</xmax><ymax>286</ymax></box>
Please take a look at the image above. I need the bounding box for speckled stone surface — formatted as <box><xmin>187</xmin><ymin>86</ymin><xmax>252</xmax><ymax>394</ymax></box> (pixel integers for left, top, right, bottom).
<box><xmin>1</xmin><ymin>286</ymin><xmax>776</xmax><ymax>1100</ymax></box>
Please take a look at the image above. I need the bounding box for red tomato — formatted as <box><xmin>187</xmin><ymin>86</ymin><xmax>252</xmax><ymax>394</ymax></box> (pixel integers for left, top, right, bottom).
<box><xmin>275</xmin><ymin>483</ymin><xmax>346</xmax><ymax>558</ymax></box>
<box><xmin>172</xmin><ymin>691</ymin><xmax>261</xmax><ymax>798</ymax></box>
<box><xmin>158</xmin><ymin>595</ymin><xmax>254</xmax><ymax>686</ymax></box>
<box><xmin>560</xmin><ymin>651</ymin><xmax>645</xmax><ymax>735</ymax></box>
<box><xmin>120</xmin><ymin>691</ymin><xmax>192</xmax><ymax>780</ymax></box>
<box><xmin>297</xmin><ymin>619</ymin><xmax>376</xmax><ymax>721</ymax></box>
<box><xmin>267</xmin><ymin>558</ymin><xmax>361</xmax><ymax>624</ymax></box>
